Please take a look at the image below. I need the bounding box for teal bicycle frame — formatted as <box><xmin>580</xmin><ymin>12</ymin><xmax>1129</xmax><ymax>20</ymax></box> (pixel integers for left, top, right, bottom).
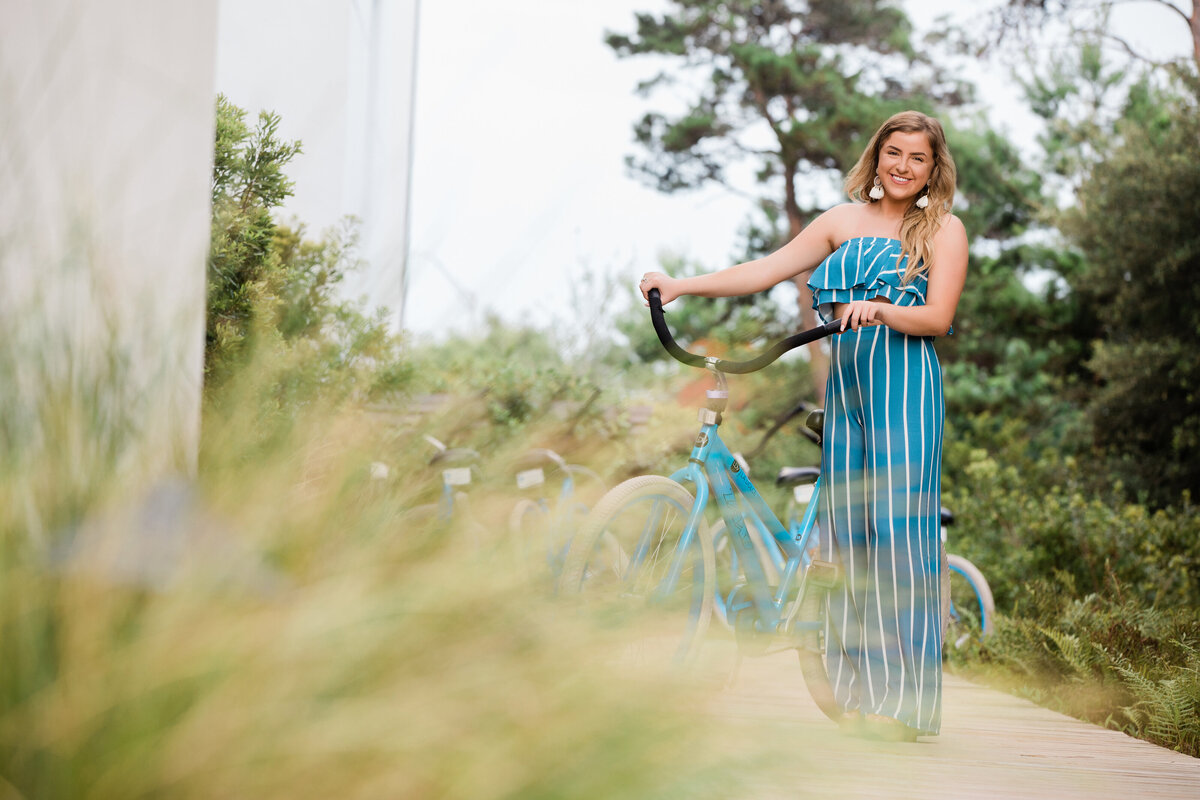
<box><xmin>667</xmin><ymin>376</ymin><xmax>825</xmax><ymax>637</ymax></box>
<box><xmin>580</xmin><ymin>287</ymin><xmax>843</xmax><ymax>676</ymax></box>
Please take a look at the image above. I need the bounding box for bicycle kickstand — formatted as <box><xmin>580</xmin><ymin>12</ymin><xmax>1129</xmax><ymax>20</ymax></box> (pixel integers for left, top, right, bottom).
<box><xmin>725</xmin><ymin>651</ymin><xmax>745</xmax><ymax>690</ymax></box>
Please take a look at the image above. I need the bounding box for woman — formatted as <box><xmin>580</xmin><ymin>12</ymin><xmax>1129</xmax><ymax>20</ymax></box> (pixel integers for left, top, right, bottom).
<box><xmin>639</xmin><ymin>111</ymin><xmax>967</xmax><ymax>742</ymax></box>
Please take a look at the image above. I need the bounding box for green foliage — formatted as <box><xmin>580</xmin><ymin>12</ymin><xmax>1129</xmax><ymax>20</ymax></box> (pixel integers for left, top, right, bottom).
<box><xmin>207</xmin><ymin>95</ymin><xmax>301</xmax><ymax>386</ymax></box>
<box><xmin>205</xmin><ymin>96</ymin><xmax>411</xmax><ymax>418</ymax></box>
<box><xmin>950</xmin><ymin>576</ymin><xmax>1200</xmax><ymax>756</ymax></box>
<box><xmin>406</xmin><ymin>315</ymin><xmax>620</xmax><ymax>452</ymax></box>
<box><xmin>610</xmin><ymin>0</ymin><xmax>962</xmax><ymax>220</ymax></box>
<box><xmin>944</xmin><ymin>427</ymin><xmax>1200</xmax><ymax>611</ymax></box>
<box><xmin>1061</xmin><ymin>90</ymin><xmax>1200</xmax><ymax>505</ymax></box>
<box><xmin>1020</xmin><ymin>37</ymin><xmax>1130</xmax><ymax>189</ymax></box>
<box><xmin>0</xmin><ymin>381</ymin><xmax>774</xmax><ymax>799</ymax></box>
<box><xmin>945</xmin><ymin>121</ymin><xmax>1043</xmax><ymax>240</ymax></box>
<box><xmin>938</xmin><ymin>243</ymin><xmax>1097</xmax><ymax>449</ymax></box>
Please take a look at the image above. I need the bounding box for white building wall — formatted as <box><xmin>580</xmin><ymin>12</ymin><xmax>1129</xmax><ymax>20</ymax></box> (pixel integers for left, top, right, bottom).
<box><xmin>216</xmin><ymin>0</ymin><xmax>420</xmax><ymax>327</ymax></box>
<box><xmin>0</xmin><ymin>0</ymin><xmax>218</xmax><ymax>478</ymax></box>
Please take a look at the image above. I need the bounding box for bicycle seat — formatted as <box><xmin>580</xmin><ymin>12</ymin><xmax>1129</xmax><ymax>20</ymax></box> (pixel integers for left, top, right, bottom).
<box><xmin>510</xmin><ymin>448</ymin><xmax>568</xmax><ymax>473</ymax></box>
<box><xmin>430</xmin><ymin>448</ymin><xmax>480</xmax><ymax>468</ymax></box>
<box><xmin>775</xmin><ymin>466</ymin><xmax>821</xmax><ymax>488</ymax></box>
<box><xmin>940</xmin><ymin>506</ymin><xmax>954</xmax><ymax>527</ymax></box>
<box><xmin>804</xmin><ymin>409</ymin><xmax>824</xmax><ymax>443</ymax></box>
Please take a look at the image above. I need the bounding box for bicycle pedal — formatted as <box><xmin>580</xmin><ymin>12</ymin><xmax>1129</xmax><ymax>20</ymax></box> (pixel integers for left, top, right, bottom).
<box><xmin>806</xmin><ymin>559</ymin><xmax>841</xmax><ymax>589</ymax></box>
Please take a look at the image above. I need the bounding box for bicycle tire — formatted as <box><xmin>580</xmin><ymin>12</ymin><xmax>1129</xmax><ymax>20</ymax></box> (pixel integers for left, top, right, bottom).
<box><xmin>946</xmin><ymin>553</ymin><xmax>995</xmax><ymax>645</ymax></box>
<box><xmin>564</xmin><ymin>464</ymin><xmax>607</xmax><ymax>502</ymax></box>
<box><xmin>558</xmin><ymin>476</ymin><xmax>715</xmax><ymax>665</ymax></box>
<box><xmin>402</xmin><ymin>501</ymin><xmax>488</xmax><ymax>549</ymax></box>
<box><xmin>710</xmin><ymin>519</ymin><xmax>735</xmax><ymax>630</ymax></box>
<box><xmin>795</xmin><ymin>542</ymin><xmax>951</xmax><ymax>721</ymax></box>
<box><xmin>509</xmin><ymin>498</ymin><xmax>549</xmax><ymax>575</ymax></box>
<box><xmin>940</xmin><ymin>542</ymin><xmax>950</xmax><ymax>640</ymax></box>
<box><xmin>794</xmin><ymin>580</ymin><xmax>840</xmax><ymax>721</ymax></box>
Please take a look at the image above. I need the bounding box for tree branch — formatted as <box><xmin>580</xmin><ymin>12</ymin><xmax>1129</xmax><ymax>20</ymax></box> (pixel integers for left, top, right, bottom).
<box><xmin>1096</xmin><ymin>27</ymin><xmax>1170</xmax><ymax>66</ymax></box>
<box><xmin>750</xmin><ymin>84</ymin><xmax>786</xmax><ymax>143</ymax></box>
<box><xmin>727</xmin><ymin>140</ymin><xmax>779</xmax><ymax>158</ymax></box>
<box><xmin>1135</xmin><ymin>0</ymin><xmax>1193</xmax><ymax>27</ymax></box>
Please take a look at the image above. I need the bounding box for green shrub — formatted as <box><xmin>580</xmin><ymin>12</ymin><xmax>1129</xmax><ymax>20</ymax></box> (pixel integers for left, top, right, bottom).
<box><xmin>943</xmin><ymin>412</ymin><xmax>1200</xmax><ymax>611</ymax></box>
<box><xmin>950</xmin><ymin>575</ymin><xmax>1200</xmax><ymax>756</ymax></box>
<box><xmin>205</xmin><ymin>97</ymin><xmax>410</xmax><ymax>410</ymax></box>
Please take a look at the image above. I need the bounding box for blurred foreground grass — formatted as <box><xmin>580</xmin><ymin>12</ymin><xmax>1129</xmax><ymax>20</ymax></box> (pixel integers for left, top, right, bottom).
<box><xmin>0</xmin><ymin>343</ymin><xmax>809</xmax><ymax>799</ymax></box>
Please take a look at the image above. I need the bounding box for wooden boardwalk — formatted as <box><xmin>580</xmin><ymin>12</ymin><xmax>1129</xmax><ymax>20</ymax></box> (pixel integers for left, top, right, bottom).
<box><xmin>703</xmin><ymin>647</ymin><xmax>1200</xmax><ymax>799</ymax></box>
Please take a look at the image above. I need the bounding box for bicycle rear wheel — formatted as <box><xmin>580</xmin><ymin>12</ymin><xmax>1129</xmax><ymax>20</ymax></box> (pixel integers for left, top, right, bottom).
<box><xmin>564</xmin><ymin>464</ymin><xmax>607</xmax><ymax>509</ymax></box>
<box><xmin>794</xmin><ymin>542</ymin><xmax>951</xmax><ymax>721</ymax></box>
<box><xmin>509</xmin><ymin>498</ymin><xmax>550</xmax><ymax>576</ymax></box>
<box><xmin>558</xmin><ymin>476</ymin><xmax>715</xmax><ymax>665</ymax></box>
<box><xmin>711</xmin><ymin>519</ymin><xmax>736</xmax><ymax>630</ymax></box>
<box><xmin>794</xmin><ymin>579</ymin><xmax>840</xmax><ymax>721</ymax></box>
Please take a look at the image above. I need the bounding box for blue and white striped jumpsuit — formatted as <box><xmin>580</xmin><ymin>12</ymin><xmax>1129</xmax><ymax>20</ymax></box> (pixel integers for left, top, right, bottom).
<box><xmin>808</xmin><ymin>236</ymin><xmax>946</xmax><ymax>735</ymax></box>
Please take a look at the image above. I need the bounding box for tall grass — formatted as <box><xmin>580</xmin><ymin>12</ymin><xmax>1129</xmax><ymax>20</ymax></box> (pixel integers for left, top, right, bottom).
<box><xmin>0</xmin><ymin>332</ymin><xmax>813</xmax><ymax>799</ymax></box>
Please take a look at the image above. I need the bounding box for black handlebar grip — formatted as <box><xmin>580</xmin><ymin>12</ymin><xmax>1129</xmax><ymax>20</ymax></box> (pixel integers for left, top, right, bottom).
<box><xmin>648</xmin><ymin>288</ymin><xmax>842</xmax><ymax>374</ymax></box>
<box><xmin>648</xmin><ymin>289</ymin><xmax>707</xmax><ymax>368</ymax></box>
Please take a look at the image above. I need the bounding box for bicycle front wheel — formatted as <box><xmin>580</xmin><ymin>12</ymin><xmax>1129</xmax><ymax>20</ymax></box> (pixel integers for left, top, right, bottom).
<box><xmin>558</xmin><ymin>476</ymin><xmax>715</xmax><ymax>665</ymax></box>
<box><xmin>509</xmin><ymin>498</ymin><xmax>551</xmax><ymax>577</ymax></box>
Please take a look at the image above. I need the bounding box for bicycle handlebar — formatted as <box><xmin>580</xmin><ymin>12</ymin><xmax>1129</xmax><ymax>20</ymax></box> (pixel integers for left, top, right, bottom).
<box><xmin>648</xmin><ymin>289</ymin><xmax>842</xmax><ymax>374</ymax></box>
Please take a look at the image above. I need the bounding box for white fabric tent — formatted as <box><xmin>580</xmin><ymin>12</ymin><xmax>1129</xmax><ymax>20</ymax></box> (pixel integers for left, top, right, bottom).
<box><xmin>0</xmin><ymin>0</ymin><xmax>219</xmax><ymax>476</ymax></box>
<box><xmin>216</xmin><ymin>0</ymin><xmax>420</xmax><ymax>328</ymax></box>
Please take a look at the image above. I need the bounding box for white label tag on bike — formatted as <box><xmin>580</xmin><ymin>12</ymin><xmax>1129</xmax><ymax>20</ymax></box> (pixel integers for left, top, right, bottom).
<box><xmin>516</xmin><ymin>468</ymin><xmax>545</xmax><ymax>489</ymax></box>
<box><xmin>443</xmin><ymin>468</ymin><xmax>472</xmax><ymax>486</ymax></box>
<box><xmin>793</xmin><ymin>484</ymin><xmax>814</xmax><ymax>504</ymax></box>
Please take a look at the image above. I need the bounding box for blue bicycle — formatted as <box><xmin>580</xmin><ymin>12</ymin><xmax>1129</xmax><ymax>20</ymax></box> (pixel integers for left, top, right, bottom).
<box><xmin>401</xmin><ymin>436</ymin><xmax>488</xmax><ymax>545</ymax></box>
<box><xmin>507</xmin><ymin>448</ymin><xmax>606</xmax><ymax>579</ymax></box>
<box><xmin>558</xmin><ymin>290</ymin><xmax>846</xmax><ymax>716</ymax></box>
<box><xmin>717</xmin><ymin>406</ymin><xmax>994</xmax><ymax>649</ymax></box>
<box><xmin>941</xmin><ymin>508</ymin><xmax>995</xmax><ymax>647</ymax></box>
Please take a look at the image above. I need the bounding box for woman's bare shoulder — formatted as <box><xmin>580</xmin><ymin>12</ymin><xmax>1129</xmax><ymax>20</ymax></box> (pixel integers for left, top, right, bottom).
<box><xmin>813</xmin><ymin>202</ymin><xmax>868</xmax><ymax>242</ymax></box>
<box><xmin>935</xmin><ymin>213</ymin><xmax>967</xmax><ymax>245</ymax></box>
<box><xmin>933</xmin><ymin>213</ymin><xmax>968</xmax><ymax>271</ymax></box>
<box><xmin>824</xmin><ymin>202</ymin><xmax>866</xmax><ymax>224</ymax></box>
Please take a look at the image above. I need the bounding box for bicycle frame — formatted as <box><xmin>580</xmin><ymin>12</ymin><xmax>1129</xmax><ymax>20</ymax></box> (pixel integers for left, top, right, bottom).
<box><xmin>619</xmin><ymin>289</ymin><xmax>841</xmax><ymax>645</ymax></box>
<box><xmin>605</xmin><ymin>363</ymin><xmax>825</xmax><ymax>638</ymax></box>
<box><xmin>666</xmin><ymin>416</ymin><xmax>823</xmax><ymax>632</ymax></box>
<box><xmin>539</xmin><ymin>471</ymin><xmax>581</xmax><ymax>568</ymax></box>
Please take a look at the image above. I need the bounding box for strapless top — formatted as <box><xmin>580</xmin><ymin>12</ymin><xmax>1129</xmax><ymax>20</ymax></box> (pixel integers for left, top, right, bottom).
<box><xmin>807</xmin><ymin>236</ymin><xmax>948</xmax><ymax>333</ymax></box>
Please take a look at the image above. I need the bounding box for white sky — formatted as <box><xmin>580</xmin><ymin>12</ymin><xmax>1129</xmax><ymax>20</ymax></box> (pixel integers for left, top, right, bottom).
<box><xmin>403</xmin><ymin>0</ymin><xmax>1192</xmax><ymax>337</ymax></box>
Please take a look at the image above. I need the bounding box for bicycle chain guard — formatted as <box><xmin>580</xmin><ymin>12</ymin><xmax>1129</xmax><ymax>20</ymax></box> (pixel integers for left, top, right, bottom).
<box><xmin>727</xmin><ymin>585</ymin><xmax>773</xmax><ymax>656</ymax></box>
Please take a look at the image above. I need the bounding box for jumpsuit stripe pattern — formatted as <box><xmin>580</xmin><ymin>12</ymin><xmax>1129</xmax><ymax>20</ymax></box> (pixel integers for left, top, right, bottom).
<box><xmin>808</xmin><ymin>236</ymin><xmax>946</xmax><ymax>734</ymax></box>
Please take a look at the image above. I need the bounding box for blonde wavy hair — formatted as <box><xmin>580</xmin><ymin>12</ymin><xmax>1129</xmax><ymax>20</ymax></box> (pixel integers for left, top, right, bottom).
<box><xmin>844</xmin><ymin>111</ymin><xmax>957</xmax><ymax>283</ymax></box>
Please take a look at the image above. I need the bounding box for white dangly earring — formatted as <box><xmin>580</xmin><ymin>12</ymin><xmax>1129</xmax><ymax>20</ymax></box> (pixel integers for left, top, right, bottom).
<box><xmin>915</xmin><ymin>192</ymin><xmax>930</xmax><ymax>209</ymax></box>
<box><xmin>868</xmin><ymin>176</ymin><xmax>884</xmax><ymax>201</ymax></box>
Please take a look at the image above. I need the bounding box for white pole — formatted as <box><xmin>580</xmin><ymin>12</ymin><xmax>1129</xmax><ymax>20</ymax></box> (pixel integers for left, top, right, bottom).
<box><xmin>397</xmin><ymin>0</ymin><xmax>421</xmax><ymax>330</ymax></box>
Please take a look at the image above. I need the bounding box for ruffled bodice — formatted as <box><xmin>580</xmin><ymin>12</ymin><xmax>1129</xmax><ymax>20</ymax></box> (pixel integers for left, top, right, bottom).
<box><xmin>807</xmin><ymin>236</ymin><xmax>931</xmax><ymax>325</ymax></box>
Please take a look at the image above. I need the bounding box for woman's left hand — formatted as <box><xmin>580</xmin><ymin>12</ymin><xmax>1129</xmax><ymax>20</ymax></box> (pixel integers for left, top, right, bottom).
<box><xmin>840</xmin><ymin>300</ymin><xmax>887</xmax><ymax>332</ymax></box>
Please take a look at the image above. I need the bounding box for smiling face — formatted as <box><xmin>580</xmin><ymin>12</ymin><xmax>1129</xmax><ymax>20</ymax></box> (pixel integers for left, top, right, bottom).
<box><xmin>876</xmin><ymin>130</ymin><xmax>934</xmax><ymax>202</ymax></box>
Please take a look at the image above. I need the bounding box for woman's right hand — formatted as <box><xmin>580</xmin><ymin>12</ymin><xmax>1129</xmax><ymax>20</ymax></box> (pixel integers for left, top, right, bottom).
<box><xmin>638</xmin><ymin>271</ymin><xmax>682</xmax><ymax>306</ymax></box>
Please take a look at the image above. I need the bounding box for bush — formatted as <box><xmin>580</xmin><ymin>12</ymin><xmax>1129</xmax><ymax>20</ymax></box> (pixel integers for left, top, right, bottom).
<box><xmin>944</xmin><ymin>430</ymin><xmax>1200</xmax><ymax>611</ymax></box>
<box><xmin>1061</xmin><ymin>89</ymin><xmax>1200</xmax><ymax>505</ymax></box>
<box><xmin>950</xmin><ymin>575</ymin><xmax>1200</xmax><ymax>756</ymax></box>
<box><xmin>205</xmin><ymin>96</ymin><xmax>410</xmax><ymax>410</ymax></box>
